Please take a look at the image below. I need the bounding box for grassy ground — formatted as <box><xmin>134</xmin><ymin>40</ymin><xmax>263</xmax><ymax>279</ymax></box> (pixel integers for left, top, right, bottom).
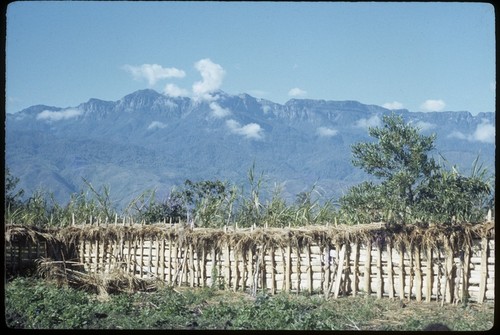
<box><xmin>5</xmin><ymin>277</ymin><xmax>494</xmax><ymax>330</ymax></box>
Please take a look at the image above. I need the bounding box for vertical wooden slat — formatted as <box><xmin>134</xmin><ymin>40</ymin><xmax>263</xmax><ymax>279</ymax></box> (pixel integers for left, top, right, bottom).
<box><xmin>234</xmin><ymin>249</ymin><xmax>240</xmax><ymax>292</ymax></box>
<box><xmin>166</xmin><ymin>237</ymin><xmax>172</xmax><ymax>284</ymax></box>
<box><xmin>95</xmin><ymin>238</ymin><xmax>100</xmax><ymax>272</ymax></box>
<box><xmin>462</xmin><ymin>245</ymin><xmax>471</xmax><ymax>303</ymax></box>
<box><xmin>241</xmin><ymin>250</ymin><xmax>247</xmax><ymax>291</ymax></box>
<box><xmin>306</xmin><ymin>244</ymin><xmax>313</xmax><ymax>294</ymax></box>
<box><xmin>270</xmin><ymin>246</ymin><xmax>276</xmax><ymax>294</ymax></box>
<box><xmin>154</xmin><ymin>238</ymin><xmax>160</xmax><ymax>278</ymax></box>
<box><xmin>195</xmin><ymin>248</ymin><xmax>201</xmax><ymax>288</ymax></box>
<box><xmin>148</xmin><ymin>238</ymin><xmax>154</xmax><ymax>275</ymax></box>
<box><xmin>285</xmin><ymin>243</ymin><xmax>292</xmax><ymax>292</ymax></box>
<box><xmin>173</xmin><ymin>241</ymin><xmax>179</xmax><ymax>285</ymax></box>
<box><xmin>211</xmin><ymin>247</ymin><xmax>217</xmax><ymax>288</ymax></box>
<box><xmin>376</xmin><ymin>245</ymin><xmax>382</xmax><ymax>299</ymax></box>
<box><xmin>352</xmin><ymin>243</ymin><xmax>358</xmax><ymax>297</ymax></box>
<box><xmin>408</xmin><ymin>247</ymin><xmax>414</xmax><ymax>302</ymax></box>
<box><xmin>261</xmin><ymin>246</ymin><xmax>267</xmax><ymax>292</ymax></box>
<box><xmin>296</xmin><ymin>245</ymin><xmax>301</xmax><ymax>294</ymax></box>
<box><xmin>399</xmin><ymin>246</ymin><xmax>405</xmax><ymax>301</ymax></box>
<box><xmin>478</xmin><ymin>237</ymin><xmax>489</xmax><ymax>304</ymax></box>
<box><xmin>426</xmin><ymin>246</ymin><xmax>432</xmax><ymax>302</ymax></box>
<box><xmin>386</xmin><ymin>242</ymin><xmax>394</xmax><ymax>299</ymax></box>
<box><xmin>160</xmin><ymin>239</ymin><xmax>165</xmax><ymax>282</ymax></box>
<box><xmin>201</xmin><ymin>247</ymin><xmax>207</xmax><ymax>288</ymax></box>
<box><xmin>188</xmin><ymin>244</ymin><xmax>194</xmax><ymax>287</ymax></box>
<box><xmin>139</xmin><ymin>237</ymin><xmax>144</xmax><ymax>278</ymax></box>
<box><xmin>249</xmin><ymin>248</ymin><xmax>254</xmax><ymax>292</ymax></box>
<box><xmin>364</xmin><ymin>240</ymin><xmax>372</xmax><ymax>296</ymax></box>
<box><xmin>224</xmin><ymin>243</ymin><xmax>231</xmax><ymax>289</ymax></box>
<box><xmin>414</xmin><ymin>246</ymin><xmax>422</xmax><ymax>302</ymax></box>
<box><xmin>445</xmin><ymin>243</ymin><xmax>454</xmax><ymax>304</ymax></box>
<box><xmin>324</xmin><ymin>245</ymin><xmax>331</xmax><ymax>294</ymax></box>
<box><xmin>333</xmin><ymin>244</ymin><xmax>347</xmax><ymax>299</ymax></box>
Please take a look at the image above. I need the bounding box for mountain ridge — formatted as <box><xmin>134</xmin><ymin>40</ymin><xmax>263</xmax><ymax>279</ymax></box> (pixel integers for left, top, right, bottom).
<box><xmin>6</xmin><ymin>89</ymin><xmax>495</xmax><ymax>209</ymax></box>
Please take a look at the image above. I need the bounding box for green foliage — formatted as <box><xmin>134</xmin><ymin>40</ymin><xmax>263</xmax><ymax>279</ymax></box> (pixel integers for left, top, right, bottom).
<box><xmin>340</xmin><ymin>113</ymin><xmax>492</xmax><ymax>225</ymax></box>
<box><xmin>6</xmin><ymin>278</ymin><xmax>493</xmax><ymax>330</ymax></box>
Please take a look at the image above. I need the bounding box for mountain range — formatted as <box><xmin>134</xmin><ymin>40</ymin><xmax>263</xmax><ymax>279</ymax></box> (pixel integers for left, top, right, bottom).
<box><xmin>5</xmin><ymin>89</ymin><xmax>496</xmax><ymax>209</ymax></box>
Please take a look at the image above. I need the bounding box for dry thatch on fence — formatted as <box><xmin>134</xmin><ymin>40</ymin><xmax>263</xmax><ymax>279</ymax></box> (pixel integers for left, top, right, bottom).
<box><xmin>5</xmin><ymin>224</ymin><xmax>58</xmax><ymax>245</ymax></box>
<box><xmin>36</xmin><ymin>257</ymin><xmax>159</xmax><ymax>296</ymax></box>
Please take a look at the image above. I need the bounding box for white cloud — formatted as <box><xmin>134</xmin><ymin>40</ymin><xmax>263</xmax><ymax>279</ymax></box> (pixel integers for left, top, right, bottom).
<box><xmin>262</xmin><ymin>105</ymin><xmax>272</xmax><ymax>114</ymax></box>
<box><xmin>123</xmin><ymin>64</ymin><xmax>185</xmax><ymax>86</ymax></box>
<box><xmin>147</xmin><ymin>121</ymin><xmax>167</xmax><ymax>130</ymax></box>
<box><xmin>209</xmin><ymin>102</ymin><xmax>231</xmax><ymax>118</ymax></box>
<box><xmin>414</xmin><ymin>120</ymin><xmax>436</xmax><ymax>131</ymax></box>
<box><xmin>192</xmin><ymin>58</ymin><xmax>225</xmax><ymax>100</ymax></box>
<box><xmin>36</xmin><ymin>109</ymin><xmax>82</xmax><ymax>121</ymax></box>
<box><xmin>420</xmin><ymin>99</ymin><xmax>446</xmax><ymax>112</ymax></box>
<box><xmin>316</xmin><ymin>127</ymin><xmax>338</xmax><ymax>137</ymax></box>
<box><xmin>288</xmin><ymin>87</ymin><xmax>307</xmax><ymax>97</ymax></box>
<box><xmin>472</xmin><ymin>120</ymin><xmax>495</xmax><ymax>143</ymax></box>
<box><xmin>382</xmin><ymin>101</ymin><xmax>404</xmax><ymax>110</ymax></box>
<box><xmin>226</xmin><ymin>119</ymin><xmax>263</xmax><ymax>140</ymax></box>
<box><xmin>164</xmin><ymin>83</ymin><xmax>189</xmax><ymax>97</ymax></box>
<box><xmin>448</xmin><ymin>120</ymin><xmax>495</xmax><ymax>144</ymax></box>
<box><xmin>355</xmin><ymin>115</ymin><xmax>382</xmax><ymax>129</ymax></box>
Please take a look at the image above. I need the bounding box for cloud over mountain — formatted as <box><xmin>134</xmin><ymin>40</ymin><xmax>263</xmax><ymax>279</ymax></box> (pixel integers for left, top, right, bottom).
<box><xmin>316</xmin><ymin>127</ymin><xmax>338</xmax><ymax>137</ymax></box>
<box><xmin>420</xmin><ymin>99</ymin><xmax>446</xmax><ymax>112</ymax></box>
<box><xmin>226</xmin><ymin>119</ymin><xmax>263</xmax><ymax>139</ymax></box>
<box><xmin>288</xmin><ymin>87</ymin><xmax>307</xmax><ymax>97</ymax></box>
<box><xmin>123</xmin><ymin>64</ymin><xmax>185</xmax><ymax>86</ymax></box>
<box><xmin>36</xmin><ymin>109</ymin><xmax>82</xmax><ymax>121</ymax></box>
<box><xmin>192</xmin><ymin>58</ymin><xmax>225</xmax><ymax>100</ymax></box>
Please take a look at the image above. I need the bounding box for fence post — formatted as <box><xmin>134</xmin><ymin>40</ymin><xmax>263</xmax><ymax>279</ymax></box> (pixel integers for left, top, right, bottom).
<box><xmin>364</xmin><ymin>240</ymin><xmax>372</xmax><ymax>296</ymax></box>
<box><xmin>478</xmin><ymin>237</ymin><xmax>489</xmax><ymax>303</ymax></box>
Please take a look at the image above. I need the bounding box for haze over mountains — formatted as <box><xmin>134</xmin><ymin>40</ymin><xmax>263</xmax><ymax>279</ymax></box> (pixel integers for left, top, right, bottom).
<box><xmin>5</xmin><ymin>89</ymin><xmax>495</xmax><ymax>209</ymax></box>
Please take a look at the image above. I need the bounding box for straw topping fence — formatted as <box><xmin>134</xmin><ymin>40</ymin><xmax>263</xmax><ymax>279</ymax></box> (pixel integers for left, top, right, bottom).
<box><xmin>5</xmin><ymin>220</ymin><xmax>494</xmax><ymax>304</ymax></box>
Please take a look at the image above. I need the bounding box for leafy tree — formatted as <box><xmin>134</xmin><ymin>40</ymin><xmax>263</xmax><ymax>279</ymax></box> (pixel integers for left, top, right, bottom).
<box><xmin>340</xmin><ymin>113</ymin><xmax>492</xmax><ymax>225</ymax></box>
<box><xmin>5</xmin><ymin>167</ymin><xmax>25</xmax><ymax>212</ymax></box>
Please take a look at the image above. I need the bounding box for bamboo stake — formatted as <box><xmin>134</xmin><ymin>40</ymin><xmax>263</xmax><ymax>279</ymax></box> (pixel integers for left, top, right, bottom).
<box><xmin>306</xmin><ymin>244</ymin><xmax>313</xmax><ymax>294</ymax></box>
<box><xmin>189</xmin><ymin>244</ymin><xmax>195</xmax><ymax>287</ymax></box>
<box><xmin>386</xmin><ymin>241</ymin><xmax>394</xmax><ymax>299</ymax></box>
<box><xmin>285</xmin><ymin>243</ymin><xmax>292</xmax><ymax>292</ymax></box>
<box><xmin>399</xmin><ymin>245</ymin><xmax>405</xmax><ymax>301</ymax></box>
<box><xmin>182</xmin><ymin>246</ymin><xmax>188</xmax><ymax>285</ymax></box>
<box><xmin>211</xmin><ymin>248</ymin><xmax>217</xmax><ymax>288</ymax></box>
<box><xmin>445</xmin><ymin>242</ymin><xmax>454</xmax><ymax>304</ymax></box>
<box><xmin>241</xmin><ymin>249</ymin><xmax>247</xmax><ymax>291</ymax></box>
<box><xmin>261</xmin><ymin>246</ymin><xmax>267</xmax><ymax>292</ymax></box>
<box><xmin>160</xmin><ymin>239</ymin><xmax>165</xmax><ymax>282</ymax></box>
<box><xmin>201</xmin><ymin>247</ymin><xmax>207</xmax><ymax>288</ymax></box>
<box><xmin>324</xmin><ymin>245</ymin><xmax>331</xmax><ymax>295</ymax></box>
<box><xmin>224</xmin><ymin>243</ymin><xmax>231</xmax><ymax>289</ymax></box>
<box><xmin>173</xmin><ymin>241</ymin><xmax>179</xmax><ymax>285</ymax></box>
<box><xmin>137</xmin><ymin>237</ymin><xmax>144</xmax><ymax>278</ymax></box>
<box><xmin>167</xmin><ymin>237</ymin><xmax>172</xmax><ymax>285</ymax></box>
<box><xmin>195</xmin><ymin>249</ymin><xmax>201</xmax><ymax>288</ymax></box>
<box><xmin>414</xmin><ymin>246</ymin><xmax>422</xmax><ymax>302</ymax></box>
<box><xmin>270</xmin><ymin>245</ymin><xmax>276</xmax><ymax>295</ymax></box>
<box><xmin>478</xmin><ymin>237</ymin><xmax>489</xmax><ymax>304</ymax></box>
<box><xmin>333</xmin><ymin>244</ymin><xmax>347</xmax><ymax>299</ymax></box>
<box><xmin>352</xmin><ymin>243</ymin><xmax>358</xmax><ymax>297</ymax></box>
<box><xmin>95</xmin><ymin>238</ymin><xmax>100</xmax><ymax>272</ymax></box>
<box><xmin>249</xmin><ymin>248</ymin><xmax>254</xmax><ymax>293</ymax></box>
<box><xmin>426</xmin><ymin>246</ymin><xmax>432</xmax><ymax>302</ymax></box>
<box><xmin>148</xmin><ymin>238</ymin><xmax>154</xmax><ymax>275</ymax></box>
<box><xmin>233</xmin><ymin>250</ymin><xmax>240</xmax><ymax>292</ymax></box>
<box><xmin>364</xmin><ymin>240</ymin><xmax>372</xmax><ymax>296</ymax></box>
<box><xmin>296</xmin><ymin>245</ymin><xmax>301</xmax><ymax>294</ymax></box>
<box><xmin>462</xmin><ymin>246</ymin><xmax>471</xmax><ymax>303</ymax></box>
<box><xmin>408</xmin><ymin>247</ymin><xmax>414</xmax><ymax>302</ymax></box>
<box><xmin>376</xmin><ymin>245</ymin><xmax>382</xmax><ymax>299</ymax></box>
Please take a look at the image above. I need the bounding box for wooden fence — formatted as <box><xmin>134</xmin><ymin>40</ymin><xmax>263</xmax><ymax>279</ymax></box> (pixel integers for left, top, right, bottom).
<box><xmin>5</xmin><ymin>222</ymin><xmax>495</xmax><ymax>304</ymax></box>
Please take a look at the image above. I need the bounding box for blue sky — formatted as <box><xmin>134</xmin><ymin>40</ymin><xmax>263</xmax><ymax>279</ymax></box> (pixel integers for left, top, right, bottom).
<box><xmin>6</xmin><ymin>1</ymin><xmax>496</xmax><ymax>115</ymax></box>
